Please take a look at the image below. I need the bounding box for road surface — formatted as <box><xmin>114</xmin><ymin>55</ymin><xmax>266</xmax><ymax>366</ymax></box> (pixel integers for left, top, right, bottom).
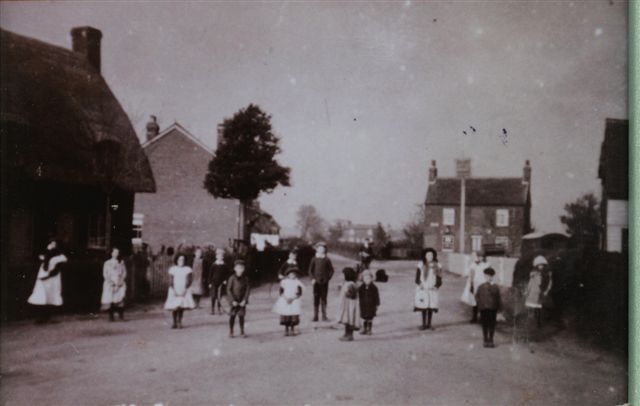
<box><xmin>0</xmin><ymin>254</ymin><xmax>627</xmax><ymax>405</ymax></box>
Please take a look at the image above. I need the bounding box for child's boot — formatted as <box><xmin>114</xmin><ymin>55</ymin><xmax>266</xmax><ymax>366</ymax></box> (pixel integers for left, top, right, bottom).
<box><xmin>339</xmin><ymin>325</ymin><xmax>349</xmax><ymax>341</ymax></box>
<box><xmin>360</xmin><ymin>321</ymin><xmax>368</xmax><ymax>335</ymax></box>
<box><xmin>367</xmin><ymin>321</ymin><xmax>373</xmax><ymax>335</ymax></box>
<box><xmin>471</xmin><ymin>306</ymin><xmax>478</xmax><ymax>323</ymax></box>
<box><xmin>313</xmin><ymin>306</ymin><xmax>319</xmax><ymax>322</ymax></box>
<box><xmin>109</xmin><ymin>307</ymin><xmax>115</xmax><ymax>322</ymax></box>
<box><xmin>321</xmin><ymin>303</ymin><xmax>329</xmax><ymax>322</ymax></box>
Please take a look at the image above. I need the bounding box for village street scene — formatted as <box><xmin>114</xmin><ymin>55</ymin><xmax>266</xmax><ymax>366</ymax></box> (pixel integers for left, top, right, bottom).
<box><xmin>0</xmin><ymin>2</ymin><xmax>631</xmax><ymax>406</ymax></box>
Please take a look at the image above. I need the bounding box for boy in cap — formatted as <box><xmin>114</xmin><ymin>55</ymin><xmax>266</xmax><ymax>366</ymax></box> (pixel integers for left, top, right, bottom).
<box><xmin>358</xmin><ymin>269</ymin><xmax>380</xmax><ymax>335</ymax></box>
<box><xmin>475</xmin><ymin>267</ymin><xmax>501</xmax><ymax>348</ymax></box>
<box><xmin>227</xmin><ymin>259</ymin><xmax>250</xmax><ymax>338</ymax></box>
<box><xmin>307</xmin><ymin>242</ymin><xmax>334</xmax><ymax>322</ymax></box>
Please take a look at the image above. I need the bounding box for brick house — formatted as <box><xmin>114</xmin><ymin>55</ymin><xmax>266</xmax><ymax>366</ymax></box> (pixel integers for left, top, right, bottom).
<box><xmin>423</xmin><ymin>160</ymin><xmax>532</xmax><ymax>256</ymax></box>
<box><xmin>339</xmin><ymin>222</ymin><xmax>377</xmax><ymax>244</ymax></box>
<box><xmin>134</xmin><ymin>120</ymin><xmax>238</xmax><ymax>250</ymax></box>
<box><xmin>1</xmin><ymin>27</ymin><xmax>155</xmax><ymax>318</ymax></box>
<box><xmin>598</xmin><ymin>118</ymin><xmax>628</xmax><ymax>253</ymax></box>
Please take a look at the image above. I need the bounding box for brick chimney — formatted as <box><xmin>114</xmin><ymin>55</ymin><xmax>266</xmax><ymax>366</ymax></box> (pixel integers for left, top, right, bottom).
<box><xmin>71</xmin><ymin>26</ymin><xmax>102</xmax><ymax>73</ymax></box>
<box><xmin>523</xmin><ymin>159</ymin><xmax>532</xmax><ymax>184</ymax></box>
<box><xmin>146</xmin><ymin>115</ymin><xmax>160</xmax><ymax>142</ymax></box>
<box><xmin>428</xmin><ymin>160</ymin><xmax>438</xmax><ymax>184</ymax></box>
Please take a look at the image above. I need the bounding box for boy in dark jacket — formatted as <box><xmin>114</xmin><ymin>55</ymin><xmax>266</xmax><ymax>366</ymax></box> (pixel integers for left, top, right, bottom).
<box><xmin>307</xmin><ymin>242</ymin><xmax>334</xmax><ymax>322</ymax></box>
<box><xmin>475</xmin><ymin>267</ymin><xmax>501</xmax><ymax>348</ymax></box>
<box><xmin>227</xmin><ymin>259</ymin><xmax>250</xmax><ymax>338</ymax></box>
<box><xmin>358</xmin><ymin>270</ymin><xmax>380</xmax><ymax>335</ymax></box>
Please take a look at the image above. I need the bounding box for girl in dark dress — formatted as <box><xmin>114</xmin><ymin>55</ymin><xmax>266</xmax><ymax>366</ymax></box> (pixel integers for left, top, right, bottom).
<box><xmin>358</xmin><ymin>269</ymin><xmax>380</xmax><ymax>335</ymax></box>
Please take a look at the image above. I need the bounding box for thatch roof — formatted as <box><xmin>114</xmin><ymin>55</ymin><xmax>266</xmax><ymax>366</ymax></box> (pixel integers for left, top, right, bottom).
<box><xmin>0</xmin><ymin>28</ymin><xmax>155</xmax><ymax>192</ymax></box>
<box><xmin>598</xmin><ymin>118</ymin><xmax>628</xmax><ymax>200</ymax></box>
<box><xmin>425</xmin><ymin>178</ymin><xmax>529</xmax><ymax>206</ymax></box>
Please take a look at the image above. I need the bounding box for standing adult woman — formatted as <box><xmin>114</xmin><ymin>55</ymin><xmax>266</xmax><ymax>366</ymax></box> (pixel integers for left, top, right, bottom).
<box><xmin>191</xmin><ymin>247</ymin><xmax>204</xmax><ymax>308</ymax></box>
<box><xmin>28</xmin><ymin>239</ymin><xmax>67</xmax><ymax>323</ymax></box>
<box><xmin>164</xmin><ymin>254</ymin><xmax>196</xmax><ymax>328</ymax></box>
<box><xmin>101</xmin><ymin>247</ymin><xmax>127</xmax><ymax>321</ymax></box>
<box><xmin>414</xmin><ymin>248</ymin><xmax>443</xmax><ymax>330</ymax></box>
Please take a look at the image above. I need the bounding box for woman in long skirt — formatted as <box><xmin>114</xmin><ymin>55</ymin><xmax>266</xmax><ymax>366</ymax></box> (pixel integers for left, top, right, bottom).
<box><xmin>414</xmin><ymin>248</ymin><xmax>443</xmax><ymax>330</ymax></box>
<box><xmin>28</xmin><ymin>239</ymin><xmax>67</xmax><ymax>323</ymax></box>
<box><xmin>164</xmin><ymin>254</ymin><xmax>196</xmax><ymax>329</ymax></box>
<box><xmin>101</xmin><ymin>247</ymin><xmax>127</xmax><ymax>321</ymax></box>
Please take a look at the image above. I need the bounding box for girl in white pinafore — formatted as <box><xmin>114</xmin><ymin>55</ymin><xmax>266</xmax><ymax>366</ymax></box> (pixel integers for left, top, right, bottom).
<box><xmin>273</xmin><ymin>267</ymin><xmax>305</xmax><ymax>336</ymax></box>
<box><xmin>101</xmin><ymin>247</ymin><xmax>127</xmax><ymax>321</ymax></box>
<box><xmin>164</xmin><ymin>254</ymin><xmax>195</xmax><ymax>329</ymax></box>
<box><xmin>461</xmin><ymin>251</ymin><xmax>489</xmax><ymax>323</ymax></box>
<box><xmin>28</xmin><ymin>240</ymin><xmax>67</xmax><ymax>322</ymax></box>
<box><xmin>414</xmin><ymin>248</ymin><xmax>443</xmax><ymax>330</ymax></box>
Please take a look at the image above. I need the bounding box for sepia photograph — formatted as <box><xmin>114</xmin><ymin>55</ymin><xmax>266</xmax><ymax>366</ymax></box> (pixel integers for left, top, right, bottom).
<box><xmin>0</xmin><ymin>1</ymin><xmax>633</xmax><ymax>405</ymax></box>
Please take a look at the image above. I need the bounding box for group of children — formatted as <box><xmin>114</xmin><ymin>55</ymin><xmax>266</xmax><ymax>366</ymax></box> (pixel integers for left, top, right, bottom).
<box><xmin>98</xmin><ymin>242</ymin><xmax>552</xmax><ymax>348</ymax></box>
<box><xmin>274</xmin><ymin>242</ymin><xmax>380</xmax><ymax>341</ymax></box>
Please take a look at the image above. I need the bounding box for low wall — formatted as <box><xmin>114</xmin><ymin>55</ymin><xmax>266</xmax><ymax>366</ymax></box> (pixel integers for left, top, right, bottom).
<box><xmin>441</xmin><ymin>253</ymin><xmax>517</xmax><ymax>287</ymax></box>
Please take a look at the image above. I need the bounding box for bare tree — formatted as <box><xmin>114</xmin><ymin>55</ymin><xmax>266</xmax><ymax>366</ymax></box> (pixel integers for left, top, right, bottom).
<box><xmin>296</xmin><ymin>205</ymin><xmax>326</xmax><ymax>242</ymax></box>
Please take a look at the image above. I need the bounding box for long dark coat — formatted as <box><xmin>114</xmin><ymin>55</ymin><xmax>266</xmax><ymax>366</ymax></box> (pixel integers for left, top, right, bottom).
<box><xmin>358</xmin><ymin>283</ymin><xmax>380</xmax><ymax>320</ymax></box>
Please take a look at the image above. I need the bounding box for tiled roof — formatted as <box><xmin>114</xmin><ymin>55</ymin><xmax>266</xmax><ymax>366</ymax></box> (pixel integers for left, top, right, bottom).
<box><xmin>425</xmin><ymin>178</ymin><xmax>529</xmax><ymax>206</ymax></box>
<box><xmin>598</xmin><ymin>118</ymin><xmax>628</xmax><ymax>200</ymax></box>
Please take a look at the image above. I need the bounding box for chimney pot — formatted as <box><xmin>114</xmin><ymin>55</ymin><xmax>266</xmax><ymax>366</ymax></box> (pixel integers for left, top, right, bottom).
<box><xmin>71</xmin><ymin>26</ymin><xmax>102</xmax><ymax>73</ymax></box>
<box><xmin>146</xmin><ymin>115</ymin><xmax>160</xmax><ymax>142</ymax></box>
<box><xmin>428</xmin><ymin>160</ymin><xmax>438</xmax><ymax>183</ymax></box>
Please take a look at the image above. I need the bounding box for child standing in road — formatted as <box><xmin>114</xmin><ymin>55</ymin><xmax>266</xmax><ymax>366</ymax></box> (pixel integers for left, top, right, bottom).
<box><xmin>227</xmin><ymin>259</ymin><xmax>250</xmax><ymax>338</ymax></box>
<box><xmin>208</xmin><ymin>248</ymin><xmax>228</xmax><ymax>315</ymax></box>
<box><xmin>273</xmin><ymin>267</ymin><xmax>304</xmax><ymax>336</ymax></box>
<box><xmin>414</xmin><ymin>248</ymin><xmax>443</xmax><ymax>330</ymax></box>
<box><xmin>308</xmin><ymin>242</ymin><xmax>334</xmax><ymax>322</ymax></box>
<box><xmin>525</xmin><ymin>255</ymin><xmax>552</xmax><ymax>328</ymax></box>
<box><xmin>164</xmin><ymin>254</ymin><xmax>196</xmax><ymax>329</ymax></box>
<box><xmin>475</xmin><ymin>267</ymin><xmax>501</xmax><ymax>348</ymax></box>
<box><xmin>337</xmin><ymin>267</ymin><xmax>360</xmax><ymax>341</ymax></box>
<box><xmin>358</xmin><ymin>269</ymin><xmax>380</xmax><ymax>335</ymax></box>
<box><xmin>100</xmin><ymin>247</ymin><xmax>127</xmax><ymax>321</ymax></box>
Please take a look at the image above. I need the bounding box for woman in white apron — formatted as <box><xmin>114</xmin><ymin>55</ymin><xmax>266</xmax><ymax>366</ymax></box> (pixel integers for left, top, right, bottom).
<box><xmin>100</xmin><ymin>247</ymin><xmax>127</xmax><ymax>321</ymax></box>
<box><xmin>28</xmin><ymin>240</ymin><xmax>67</xmax><ymax>323</ymax></box>
<box><xmin>414</xmin><ymin>248</ymin><xmax>443</xmax><ymax>330</ymax></box>
<box><xmin>461</xmin><ymin>251</ymin><xmax>489</xmax><ymax>323</ymax></box>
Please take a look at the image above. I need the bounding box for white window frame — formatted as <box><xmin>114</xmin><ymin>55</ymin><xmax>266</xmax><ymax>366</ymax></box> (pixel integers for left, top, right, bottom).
<box><xmin>471</xmin><ymin>235</ymin><xmax>483</xmax><ymax>252</ymax></box>
<box><xmin>88</xmin><ymin>209</ymin><xmax>107</xmax><ymax>249</ymax></box>
<box><xmin>443</xmin><ymin>208</ymin><xmax>455</xmax><ymax>226</ymax></box>
<box><xmin>496</xmin><ymin>209</ymin><xmax>509</xmax><ymax>227</ymax></box>
<box><xmin>495</xmin><ymin>236</ymin><xmax>510</xmax><ymax>249</ymax></box>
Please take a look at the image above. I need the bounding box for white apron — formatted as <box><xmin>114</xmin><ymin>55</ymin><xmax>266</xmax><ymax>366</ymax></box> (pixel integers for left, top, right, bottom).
<box><xmin>28</xmin><ymin>254</ymin><xmax>67</xmax><ymax>306</ymax></box>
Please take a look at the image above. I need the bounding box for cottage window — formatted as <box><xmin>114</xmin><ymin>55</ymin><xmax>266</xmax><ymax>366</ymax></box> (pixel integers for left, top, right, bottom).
<box><xmin>471</xmin><ymin>235</ymin><xmax>483</xmax><ymax>252</ymax></box>
<box><xmin>88</xmin><ymin>210</ymin><xmax>107</xmax><ymax>249</ymax></box>
<box><xmin>496</xmin><ymin>209</ymin><xmax>509</xmax><ymax>227</ymax></box>
<box><xmin>495</xmin><ymin>236</ymin><xmax>509</xmax><ymax>250</ymax></box>
<box><xmin>132</xmin><ymin>213</ymin><xmax>144</xmax><ymax>245</ymax></box>
<box><xmin>443</xmin><ymin>208</ymin><xmax>455</xmax><ymax>226</ymax></box>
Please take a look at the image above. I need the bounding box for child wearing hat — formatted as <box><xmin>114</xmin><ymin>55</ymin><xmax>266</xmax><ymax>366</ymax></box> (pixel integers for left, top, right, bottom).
<box><xmin>307</xmin><ymin>242</ymin><xmax>335</xmax><ymax>322</ymax></box>
<box><xmin>273</xmin><ymin>267</ymin><xmax>305</xmax><ymax>336</ymax></box>
<box><xmin>227</xmin><ymin>259</ymin><xmax>250</xmax><ymax>338</ymax></box>
<box><xmin>358</xmin><ymin>269</ymin><xmax>380</xmax><ymax>335</ymax></box>
<box><xmin>278</xmin><ymin>248</ymin><xmax>299</xmax><ymax>280</ymax></box>
<box><xmin>337</xmin><ymin>267</ymin><xmax>360</xmax><ymax>341</ymax></box>
<box><xmin>525</xmin><ymin>255</ymin><xmax>552</xmax><ymax>328</ymax></box>
<box><xmin>474</xmin><ymin>267</ymin><xmax>501</xmax><ymax>348</ymax></box>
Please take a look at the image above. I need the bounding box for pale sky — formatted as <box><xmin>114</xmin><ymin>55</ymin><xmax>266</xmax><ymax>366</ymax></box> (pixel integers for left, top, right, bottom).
<box><xmin>1</xmin><ymin>1</ymin><xmax>627</xmax><ymax>233</ymax></box>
